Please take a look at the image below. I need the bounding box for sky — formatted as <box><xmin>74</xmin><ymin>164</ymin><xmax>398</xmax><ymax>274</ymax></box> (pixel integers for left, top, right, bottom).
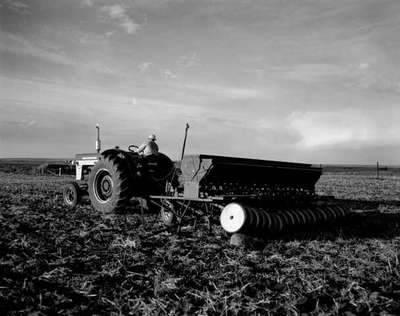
<box><xmin>1</xmin><ymin>0</ymin><xmax>400</xmax><ymax>163</ymax></box>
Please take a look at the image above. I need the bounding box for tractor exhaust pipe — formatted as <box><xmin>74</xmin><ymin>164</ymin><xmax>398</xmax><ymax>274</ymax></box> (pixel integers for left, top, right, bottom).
<box><xmin>96</xmin><ymin>123</ymin><xmax>101</xmax><ymax>153</ymax></box>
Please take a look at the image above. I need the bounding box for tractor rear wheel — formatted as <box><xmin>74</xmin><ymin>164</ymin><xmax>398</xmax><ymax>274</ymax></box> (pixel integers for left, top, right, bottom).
<box><xmin>88</xmin><ymin>155</ymin><xmax>132</xmax><ymax>215</ymax></box>
<box><xmin>63</xmin><ymin>181</ymin><xmax>81</xmax><ymax>208</ymax></box>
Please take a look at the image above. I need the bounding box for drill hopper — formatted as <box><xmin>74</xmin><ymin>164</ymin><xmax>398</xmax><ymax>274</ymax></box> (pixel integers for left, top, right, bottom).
<box><xmin>179</xmin><ymin>154</ymin><xmax>322</xmax><ymax>201</ymax></box>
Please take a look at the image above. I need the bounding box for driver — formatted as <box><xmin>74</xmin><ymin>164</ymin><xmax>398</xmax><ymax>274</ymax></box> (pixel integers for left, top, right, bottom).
<box><xmin>137</xmin><ymin>134</ymin><xmax>159</xmax><ymax>156</ymax></box>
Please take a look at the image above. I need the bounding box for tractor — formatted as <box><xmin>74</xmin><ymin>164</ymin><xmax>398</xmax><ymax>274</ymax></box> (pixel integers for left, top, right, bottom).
<box><xmin>62</xmin><ymin>147</ymin><xmax>174</xmax><ymax>214</ymax></box>
<box><xmin>63</xmin><ymin>126</ymin><xmax>349</xmax><ymax>237</ymax></box>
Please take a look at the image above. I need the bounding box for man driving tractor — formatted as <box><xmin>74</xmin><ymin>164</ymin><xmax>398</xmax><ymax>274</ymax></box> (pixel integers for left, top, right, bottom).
<box><xmin>137</xmin><ymin>134</ymin><xmax>159</xmax><ymax>156</ymax></box>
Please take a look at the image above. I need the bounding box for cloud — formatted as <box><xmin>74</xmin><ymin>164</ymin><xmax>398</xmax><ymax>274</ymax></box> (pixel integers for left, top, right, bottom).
<box><xmin>283</xmin><ymin>63</ymin><xmax>351</xmax><ymax>82</ymax></box>
<box><xmin>81</xmin><ymin>0</ymin><xmax>94</xmax><ymax>7</ymax></box>
<box><xmin>222</xmin><ymin>87</ymin><xmax>267</xmax><ymax>99</ymax></box>
<box><xmin>100</xmin><ymin>4</ymin><xmax>141</xmax><ymax>34</ymax></box>
<box><xmin>138</xmin><ymin>62</ymin><xmax>153</xmax><ymax>72</ymax></box>
<box><xmin>177</xmin><ymin>53</ymin><xmax>200</xmax><ymax>69</ymax></box>
<box><xmin>0</xmin><ymin>0</ymin><xmax>31</xmax><ymax>15</ymax></box>
<box><xmin>348</xmin><ymin>64</ymin><xmax>400</xmax><ymax>94</ymax></box>
<box><xmin>163</xmin><ymin>69</ymin><xmax>177</xmax><ymax>79</ymax></box>
<box><xmin>288</xmin><ymin>108</ymin><xmax>400</xmax><ymax>148</ymax></box>
<box><xmin>358</xmin><ymin>62</ymin><xmax>370</xmax><ymax>70</ymax></box>
<box><xmin>1</xmin><ymin>31</ymin><xmax>73</xmax><ymax>66</ymax></box>
<box><xmin>105</xmin><ymin>31</ymin><xmax>116</xmax><ymax>37</ymax></box>
<box><xmin>120</xmin><ymin>21</ymin><xmax>139</xmax><ymax>34</ymax></box>
<box><xmin>244</xmin><ymin>68</ymin><xmax>265</xmax><ymax>74</ymax></box>
<box><xmin>102</xmin><ymin>4</ymin><xmax>125</xmax><ymax>19</ymax></box>
<box><xmin>180</xmin><ymin>83</ymin><xmax>274</xmax><ymax>100</ymax></box>
<box><xmin>0</xmin><ymin>119</ymin><xmax>37</xmax><ymax>129</ymax></box>
<box><xmin>0</xmin><ymin>31</ymin><xmax>116</xmax><ymax>75</ymax></box>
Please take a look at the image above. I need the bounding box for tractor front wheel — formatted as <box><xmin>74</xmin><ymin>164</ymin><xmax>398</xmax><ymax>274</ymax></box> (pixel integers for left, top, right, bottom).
<box><xmin>63</xmin><ymin>181</ymin><xmax>81</xmax><ymax>208</ymax></box>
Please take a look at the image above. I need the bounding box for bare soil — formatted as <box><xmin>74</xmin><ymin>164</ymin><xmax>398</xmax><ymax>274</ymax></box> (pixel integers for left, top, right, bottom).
<box><xmin>1</xmin><ymin>166</ymin><xmax>400</xmax><ymax>315</ymax></box>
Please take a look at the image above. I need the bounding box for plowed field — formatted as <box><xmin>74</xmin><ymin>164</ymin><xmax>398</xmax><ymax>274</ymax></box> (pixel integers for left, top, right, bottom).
<box><xmin>1</xmin><ymin>166</ymin><xmax>400</xmax><ymax>315</ymax></box>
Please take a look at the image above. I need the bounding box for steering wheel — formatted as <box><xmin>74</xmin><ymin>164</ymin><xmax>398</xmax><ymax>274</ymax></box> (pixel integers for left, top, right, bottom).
<box><xmin>128</xmin><ymin>144</ymin><xmax>139</xmax><ymax>152</ymax></box>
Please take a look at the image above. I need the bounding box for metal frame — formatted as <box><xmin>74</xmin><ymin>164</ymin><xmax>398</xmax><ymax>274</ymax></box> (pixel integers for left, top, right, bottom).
<box><xmin>149</xmin><ymin>195</ymin><xmax>225</xmax><ymax>234</ymax></box>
